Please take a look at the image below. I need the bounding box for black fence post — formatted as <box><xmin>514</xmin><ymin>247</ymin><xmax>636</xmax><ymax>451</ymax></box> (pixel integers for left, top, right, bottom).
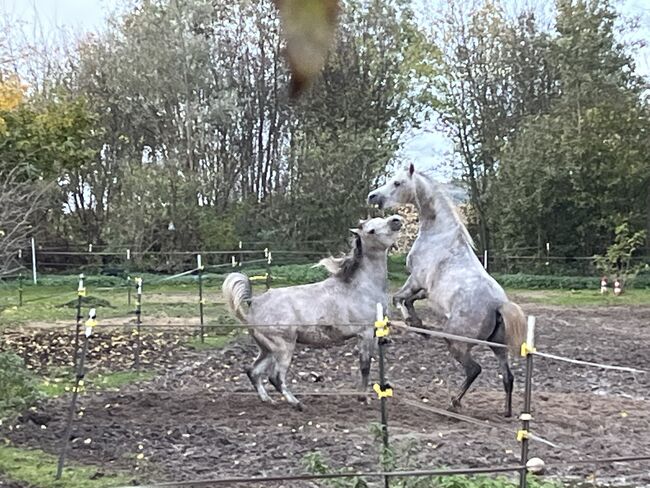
<box><xmin>518</xmin><ymin>316</ymin><xmax>536</xmax><ymax>488</ymax></box>
<box><xmin>197</xmin><ymin>255</ymin><xmax>205</xmax><ymax>344</ymax></box>
<box><xmin>374</xmin><ymin>303</ymin><xmax>392</xmax><ymax>488</ymax></box>
<box><xmin>56</xmin><ymin>308</ymin><xmax>97</xmax><ymax>480</ymax></box>
<box><xmin>134</xmin><ymin>277</ymin><xmax>142</xmax><ymax>370</ymax></box>
<box><xmin>72</xmin><ymin>274</ymin><xmax>85</xmax><ymax>368</ymax></box>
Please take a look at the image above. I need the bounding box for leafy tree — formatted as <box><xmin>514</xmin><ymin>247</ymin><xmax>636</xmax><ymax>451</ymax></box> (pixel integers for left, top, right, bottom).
<box><xmin>492</xmin><ymin>0</ymin><xmax>650</xmax><ymax>256</ymax></box>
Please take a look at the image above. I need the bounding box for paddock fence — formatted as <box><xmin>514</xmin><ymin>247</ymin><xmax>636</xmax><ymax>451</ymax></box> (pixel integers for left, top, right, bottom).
<box><xmin>2</xmin><ymin>265</ymin><xmax>649</xmax><ymax>488</ymax></box>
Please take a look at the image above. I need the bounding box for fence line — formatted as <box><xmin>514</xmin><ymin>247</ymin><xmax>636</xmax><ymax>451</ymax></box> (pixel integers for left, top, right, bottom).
<box><xmin>396</xmin><ymin>323</ymin><xmax>509</xmax><ymax>349</ymax></box>
<box><xmin>533</xmin><ymin>351</ymin><xmax>648</xmax><ymax>374</ymax></box>
<box><xmin>7</xmin><ymin>270</ymin><xmax>650</xmax><ymax>487</ymax></box>
<box><xmin>119</xmin><ymin>464</ymin><xmax>527</xmax><ymax>488</ymax></box>
<box><xmin>118</xmin><ymin>455</ymin><xmax>650</xmax><ymax>488</ymax></box>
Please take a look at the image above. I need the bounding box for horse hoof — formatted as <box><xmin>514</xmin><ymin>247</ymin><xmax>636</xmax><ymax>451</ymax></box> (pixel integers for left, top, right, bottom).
<box><xmin>357</xmin><ymin>395</ymin><xmax>369</xmax><ymax>403</ymax></box>
<box><xmin>504</xmin><ymin>410</ymin><xmax>512</xmax><ymax>418</ymax></box>
<box><xmin>292</xmin><ymin>402</ymin><xmax>304</xmax><ymax>411</ymax></box>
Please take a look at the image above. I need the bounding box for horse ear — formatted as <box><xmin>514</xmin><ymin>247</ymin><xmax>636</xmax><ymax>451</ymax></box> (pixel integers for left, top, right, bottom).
<box><xmin>349</xmin><ymin>228</ymin><xmax>360</xmax><ymax>235</ymax></box>
<box><xmin>408</xmin><ymin>163</ymin><xmax>415</xmax><ymax>177</ymax></box>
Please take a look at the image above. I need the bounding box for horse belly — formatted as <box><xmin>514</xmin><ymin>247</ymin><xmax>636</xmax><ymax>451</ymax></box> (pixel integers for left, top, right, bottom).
<box><xmin>297</xmin><ymin>326</ymin><xmax>355</xmax><ymax>346</ymax></box>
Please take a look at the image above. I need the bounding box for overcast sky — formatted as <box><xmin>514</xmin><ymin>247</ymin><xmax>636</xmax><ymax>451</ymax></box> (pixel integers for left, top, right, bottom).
<box><xmin>3</xmin><ymin>0</ymin><xmax>649</xmax><ymax>181</ymax></box>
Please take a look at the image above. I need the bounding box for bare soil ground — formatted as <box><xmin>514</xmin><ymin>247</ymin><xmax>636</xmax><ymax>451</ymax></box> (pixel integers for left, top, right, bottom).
<box><xmin>2</xmin><ymin>301</ymin><xmax>650</xmax><ymax>487</ymax></box>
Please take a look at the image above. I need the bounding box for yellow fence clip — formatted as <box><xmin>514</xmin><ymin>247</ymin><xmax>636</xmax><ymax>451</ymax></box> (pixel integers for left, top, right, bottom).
<box><xmin>250</xmin><ymin>274</ymin><xmax>268</xmax><ymax>282</ymax></box>
<box><xmin>374</xmin><ymin>316</ymin><xmax>390</xmax><ymax>338</ymax></box>
<box><xmin>78</xmin><ymin>287</ymin><xmax>87</xmax><ymax>297</ymax></box>
<box><xmin>520</xmin><ymin>342</ymin><xmax>536</xmax><ymax>357</ymax></box>
<box><xmin>516</xmin><ymin>429</ymin><xmax>529</xmax><ymax>442</ymax></box>
<box><xmin>373</xmin><ymin>383</ymin><xmax>393</xmax><ymax>399</ymax></box>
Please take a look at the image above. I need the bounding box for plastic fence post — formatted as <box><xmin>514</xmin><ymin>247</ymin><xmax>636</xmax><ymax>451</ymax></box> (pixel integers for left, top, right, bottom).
<box><xmin>134</xmin><ymin>277</ymin><xmax>143</xmax><ymax>370</ymax></box>
<box><xmin>198</xmin><ymin>255</ymin><xmax>205</xmax><ymax>343</ymax></box>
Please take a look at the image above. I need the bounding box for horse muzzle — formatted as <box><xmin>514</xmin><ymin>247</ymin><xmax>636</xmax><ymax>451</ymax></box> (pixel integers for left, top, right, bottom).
<box><xmin>367</xmin><ymin>191</ymin><xmax>385</xmax><ymax>209</ymax></box>
<box><xmin>388</xmin><ymin>215</ymin><xmax>403</xmax><ymax>231</ymax></box>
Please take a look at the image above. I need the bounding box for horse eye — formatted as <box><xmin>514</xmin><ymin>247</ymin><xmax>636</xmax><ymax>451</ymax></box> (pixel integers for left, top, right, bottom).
<box><xmin>368</xmin><ymin>229</ymin><xmax>376</xmax><ymax>234</ymax></box>
<box><xmin>394</xmin><ymin>181</ymin><xmax>401</xmax><ymax>187</ymax></box>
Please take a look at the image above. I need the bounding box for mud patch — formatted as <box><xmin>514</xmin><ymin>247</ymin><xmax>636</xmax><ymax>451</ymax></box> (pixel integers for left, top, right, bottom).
<box><xmin>2</xmin><ymin>303</ymin><xmax>650</xmax><ymax>486</ymax></box>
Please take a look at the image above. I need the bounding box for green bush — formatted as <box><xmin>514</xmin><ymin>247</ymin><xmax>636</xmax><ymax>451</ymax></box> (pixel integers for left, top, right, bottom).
<box><xmin>0</xmin><ymin>352</ymin><xmax>41</xmax><ymax>416</ymax></box>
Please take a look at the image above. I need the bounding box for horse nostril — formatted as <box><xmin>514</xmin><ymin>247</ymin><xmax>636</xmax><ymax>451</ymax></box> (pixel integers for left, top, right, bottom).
<box><xmin>368</xmin><ymin>193</ymin><xmax>377</xmax><ymax>202</ymax></box>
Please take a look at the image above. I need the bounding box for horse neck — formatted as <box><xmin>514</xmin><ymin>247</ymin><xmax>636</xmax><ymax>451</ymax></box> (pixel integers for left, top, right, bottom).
<box><xmin>355</xmin><ymin>250</ymin><xmax>388</xmax><ymax>292</ymax></box>
<box><xmin>414</xmin><ymin>174</ymin><xmax>469</xmax><ymax>244</ymax></box>
<box><xmin>413</xmin><ymin>173</ymin><xmax>437</xmax><ymax>224</ymax></box>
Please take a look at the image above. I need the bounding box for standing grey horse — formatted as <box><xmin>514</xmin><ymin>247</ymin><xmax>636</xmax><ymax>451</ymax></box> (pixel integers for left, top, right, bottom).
<box><xmin>223</xmin><ymin>215</ymin><xmax>403</xmax><ymax>410</ymax></box>
<box><xmin>368</xmin><ymin>164</ymin><xmax>525</xmax><ymax>417</ymax></box>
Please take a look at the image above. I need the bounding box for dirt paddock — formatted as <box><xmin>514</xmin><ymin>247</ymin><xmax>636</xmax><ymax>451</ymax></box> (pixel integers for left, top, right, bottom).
<box><xmin>3</xmin><ymin>300</ymin><xmax>650</xmax><ymax>487</ymax></box>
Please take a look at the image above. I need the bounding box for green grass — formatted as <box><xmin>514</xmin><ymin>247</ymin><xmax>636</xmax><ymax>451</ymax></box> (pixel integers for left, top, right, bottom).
<box><xmin>0</xmin><ymin>281</ymin><xmax>228</xmax><ymax>328</ymax></box>
<box><xmin>507</xmin><ymin>288</ymin><xmax>650</xmax><ymax>307</ymax></box>
<box><xmin>38</xmin><ymin>370</ymin><xmax>157</xmax><ymax>398</ymax></box>
<box><xmin>0</xmin><ymin>445</ymin><xmax>132</xmax><ymax>488</ymax></box>
<box><xmin>182</xmin><ymin>334</ymin><xmax>235</xmax><ymax>351</ymax></box>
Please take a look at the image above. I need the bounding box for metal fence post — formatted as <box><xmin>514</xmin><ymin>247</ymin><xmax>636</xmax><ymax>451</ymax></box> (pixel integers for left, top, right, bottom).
<box><xmin>73</xmin><ymin>274</ymin><xmax>85</xmax><ymax>368</ymax></box>
<box><xmin>134</xmin><ymin>277</ymin><xmax>142</xmax><ymax>370</ymax></box>
<box><xmin>197</xmin><ymin>255</ymin><xmax>205</xmax><ymax>343</ymax></box>
<box><xmin>518</xmin><ymin>316</ymin><xmax>536</xmax><ymax>488</ymax></box>
<box><xmin>374</xmin><ymin>303</ymin><xmax>392</xmax><ymax>488</ymax></box>
<box><xmin>56</xmin><ymin>308</ymin><xmax>97</xmax><ymax>480</ymax></box>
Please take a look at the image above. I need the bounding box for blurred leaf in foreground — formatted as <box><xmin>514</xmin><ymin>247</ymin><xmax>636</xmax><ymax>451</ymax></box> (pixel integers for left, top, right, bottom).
<box><xmin>274</xmin><ymin>0</ymin><xmax>340</xmax><ymax>97</ymax></box>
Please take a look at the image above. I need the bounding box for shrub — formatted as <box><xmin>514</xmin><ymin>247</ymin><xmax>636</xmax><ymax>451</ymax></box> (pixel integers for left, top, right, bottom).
<box><xmin>0</xmin><ymin>352</ymin><xmax>41</xmax><ymax>416</ymax></box>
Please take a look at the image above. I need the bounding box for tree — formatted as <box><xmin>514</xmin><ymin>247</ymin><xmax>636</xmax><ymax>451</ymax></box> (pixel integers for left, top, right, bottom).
<box><xmin>492</xmin><ymin>0</ymin><xmax>650</xmax><ymax>256</ymax></box>
<box><xmin>427</xmin><ymin>0</ymin><xmax>555</xmax><ymax>252</ymax></box>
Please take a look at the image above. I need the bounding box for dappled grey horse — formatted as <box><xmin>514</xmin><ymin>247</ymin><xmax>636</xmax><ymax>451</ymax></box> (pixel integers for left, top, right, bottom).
<box><xmin>223</xmin><ymin>215</ymin><xmax>403</xmax><ymax>410</ymax></box>
<box><xmin>368</xmin><ymin>164</ymin><xmax>526</xmax><ymax>417</ymax></box>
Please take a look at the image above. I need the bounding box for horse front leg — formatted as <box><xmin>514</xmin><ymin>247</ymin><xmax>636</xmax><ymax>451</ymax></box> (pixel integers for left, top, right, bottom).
<box><xmin>357</xmin><ymin>330</ymin><xmax>375</xmax><ymax>402</ymax></box>
<box><xmin>392</xmin><ymin>276</ymin><xmax>427</xmax><ymax>328</ymax></box>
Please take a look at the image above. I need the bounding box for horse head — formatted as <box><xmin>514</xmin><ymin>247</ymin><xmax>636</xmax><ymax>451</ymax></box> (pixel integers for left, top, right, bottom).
<box><xmin>367</xmin><ymin>163</ymin><xmax>417</xmax><ymax>209</ymax></box>
<box><xmin>317</xmin><ymin>215</ymin><xmax>402</xmax><ymax>280</ymax></box>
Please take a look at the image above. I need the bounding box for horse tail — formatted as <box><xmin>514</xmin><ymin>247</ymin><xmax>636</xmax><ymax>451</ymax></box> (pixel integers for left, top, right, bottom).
<box><xmin>223</xmin><ymin>272</ymin><xmax>252</xmax><ymax>323</ymax></box>
<box><xmin>498</xmin><ymin>301</ymin><xmax>527</xmax><ymax>355</ymax></box>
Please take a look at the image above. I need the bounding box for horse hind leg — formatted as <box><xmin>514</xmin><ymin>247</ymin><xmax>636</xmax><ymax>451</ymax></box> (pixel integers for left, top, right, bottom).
<box><xmin>447</xmin><ymin>341</ymin><xmax>482</xmax><ymax>412</ymax></box>
<box><xmin>246</xmin><ymin>349</ymin><xmax>274</xmax><ymax>403</ymax></box>
<box><xmin>270</xmin><ymin>342</ymin><xmax>303</xmax><ymax>411</ymax></box>
<box><xmin>491</xmin><ymin>346</ymin><xmax>514</xmax><ymax>417</ymax></box>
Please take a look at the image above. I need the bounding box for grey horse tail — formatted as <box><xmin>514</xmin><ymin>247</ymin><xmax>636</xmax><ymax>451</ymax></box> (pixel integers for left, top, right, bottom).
<box><xmin>497</xmin><ymin>301</ymin><xmax>527</xmax><ymax>355</ymax></box>
<box><xmin>223</xmin><ymin>273</ymin><xmax>252</xmax><ymax>322</ymax></box>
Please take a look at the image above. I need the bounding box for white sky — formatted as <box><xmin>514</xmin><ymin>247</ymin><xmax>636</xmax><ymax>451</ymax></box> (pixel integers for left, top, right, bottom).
<box><xmin>3</xmin><ymin>0</ymin><xmax>649</xmax><ymax>181</ymax></box>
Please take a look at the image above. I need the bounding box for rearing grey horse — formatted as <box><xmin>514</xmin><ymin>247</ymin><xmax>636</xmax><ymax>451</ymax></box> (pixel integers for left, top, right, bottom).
<box><xmin>223</xmin><ymin>215</ymin><xmax>403</xmax><ymax>410</ymax></box>
<box><xmin>368</xmin><ymin>164</ymin><xmax>525</xmax><ymax>417</ymax></box>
